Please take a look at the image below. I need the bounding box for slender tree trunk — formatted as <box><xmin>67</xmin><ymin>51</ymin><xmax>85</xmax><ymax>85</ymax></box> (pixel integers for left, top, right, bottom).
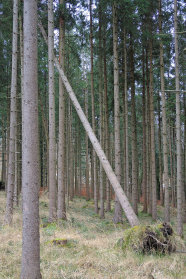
<box><xmin>48</xmin><ymin>0</ymin><xmax>56</xmax><ymax>221</ymax></box>
<box><xmin>57</xmin><ymin>0</ymin><xmax>66</xmax><ymax>220</ymax></box>
<box><xmin>85</xmin><ymin>86</ymin><xmax>90</xmax><ymax>200</ymax></box>
<box><xmin>113</xmin><ymin>2</ymin><xmax>122</xmax><ymax>223</ymax></box>
<box><xmin>123</xmin><ymin>29</ymin><xmax>130</xmax><ymax>200</ymax></box>
<box><xmin>149</xmin><ymin>36</ymin><xmax>157</xmax><ymax>220</ymax></box>
<box><xmin>98</xmin><ymin>4</ymin><xmax>104</xmax><ymax>218</ymax></box>
<box><xmin>158</xmin><ymin>99</ymin><xmax>163</xmax><ymax>206</ymax></box>
<box><xmin>38</xmin><ymin>21</ymin><xmax>140</xmax><ymax>227</ymax></box>
<box><xmin>90</xmin><ymin>0</ymin><xmax>98</xmax><ymax>213</ymax></box>
<box><xmin>159</xmin><ymin>0</ymin><xmax>170</xmax><ymax>221</ymax></box>
<box><xmin>21</xmin><ymin>0</ymin><xmax>41</xmax><ymax>277</ymax></box>
<box><xmin>174</xmin><ymin>0</ymin><xmax>183</xmax><ymax>236</ymax></box>
<box><xmin>142</xmin><ymin>48</ymin><xmax>147</xmax><ymax>212</ymax></box>
<box><xmin>4</xmin><ymin>0</ymin><xmax>18</xmax><ymax>225</ymax></box>
<box><xmin>130</xmin><ymin>35</ymin><xmax>138</xmax><ymax>215</ymax></box>
<box><xmin>103</xmin><ymin>28</ymin><xmax>111</xmax><ymax>212</ymax></box>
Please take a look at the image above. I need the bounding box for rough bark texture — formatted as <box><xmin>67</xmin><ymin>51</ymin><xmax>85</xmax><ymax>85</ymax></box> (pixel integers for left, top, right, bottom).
<box><xmin>174</xmin><ymin>0</ymin><xmax>183</xmax><ymax>236</ymax></box>
<box><xmin>21</xmin><ymin>0</ymin><xmax>41</xmax><ymax>278</ymax></box>
<box><xmin>113</xmin><ymin>2</ymin><xmax>122</xmax><ymax>223</ymax></box>
<box><xmin>4</xmin><ymin>0</ymin><xmax>18</xmax><ymax>225</ymax></box>
<box><xmin>39</xmin><ymin>21</ymin><xmax>140</xmax><ymax>227</ymax></box>
<box><xmin>159</xmin><ymin>0</ymin><xmax>170</xmax><ymax>222</ymax></box>
<box><xmin>48</xmin><ymin>0</ymin><xmax>56</xmax><ymax>221</ymax></box>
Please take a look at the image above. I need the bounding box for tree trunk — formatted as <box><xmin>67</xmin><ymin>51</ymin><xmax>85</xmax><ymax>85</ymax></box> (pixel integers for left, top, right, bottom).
<box><xmin>85</xmin><ymin>86</ymin><xmax>90</xmax><ymax>200</ymax></box>
<box><xmin>149</xmin><ymin>36</ymin><xmax>157</xmax><ymax>221</ymax></box>
<box><xmin>48</xmin><ymin>0</ymin><xmax>56</xmax><ymax>221</ymax></box>
<box><xmin>174</xmin><ymin>0</ymin><xmax>183</xmax><ymax>236</ymax></box>
<box><xmin>159</xmin><ymin>0</ymin><xmax>170</xmax><ymax>222</ymax></box>
<box><xmin>89</xmin><ymin>0</ymin><xmax>98</xmax><ymax>213</ymax></box>
<box><xmin>142</xmin><ymin>48</ymin><xmax>147</xmax><ymax>212</ymax></box>
<box><xmin>38</xmin><ymin>21</ymin><xmax>140</xmax><ymax>227</ymax></box>
<box><xmin>4</xmin><ymin>0</ymin><xmax>18</xmax><ymax>225</ymax></box>
<box><xmin>21</xmin><ymin>0</ymin><xmax>41</xmax><ymax>277</ymax></box>
<box><xmin>57</xmin><ymin>0</ymin><xmax>66</xmax><ymax>220</ymax></box>
<box><xmin>98</xmin><ymin>4</ymin><xmax>104</xmax><ymax>218</ymax></box>
<box><xmin>113</xmin><ymin>2</ymin><xmax>122</xmax><ymax>223</ymax></box>
<box><xmin>130</xmin><ymin>35</ymin><xmax>138</xmax><ymax>215</ymax></box>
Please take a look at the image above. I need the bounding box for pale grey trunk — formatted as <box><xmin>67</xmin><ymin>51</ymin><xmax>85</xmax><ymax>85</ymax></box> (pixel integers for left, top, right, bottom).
<box><xmin>38</xmin><ymin>21</ymin><xmax>140</xmax><ymax>227</ymax></box>
<box><xmin>159</xmin><ymin>0</ymin><xmax>170</xmax><ymax>222</ymax></box>
<box><xmin>112</xmin><ymin>2</ymin><xmax>122</xmax><ymax>223</ymax></box>
<box><xmin>174</xmin><ymin>0</ymin><xmax>183</xmax><ymax>236</ymax></box>
<box><xmin>48</xmin><ymin>0</ymin><xmax>56</xmax><ymax>221</ymax></box>
<box><xmin>21</xmin><ymin>0</ymin><xmax>41</xmax><ymax>278</ymax></box>
<box><xmin>4</xmin><ymin>0</ymin><xmax>18</xmax><ymax>225</ymax></box>
<box><xmin>57</xmin><ymin>0</ymin><xmax>66</xmax><ymax>220</ymax></box>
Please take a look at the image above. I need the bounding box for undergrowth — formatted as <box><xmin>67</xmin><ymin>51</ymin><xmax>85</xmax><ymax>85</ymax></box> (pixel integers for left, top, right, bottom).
<box><xmin>0</xmin><ymin>192</ymin><xmax>185</xmax><ymax>279</ymax></box>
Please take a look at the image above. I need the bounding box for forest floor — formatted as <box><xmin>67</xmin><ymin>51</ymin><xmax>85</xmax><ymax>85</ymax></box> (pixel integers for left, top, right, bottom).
<box><xmin>0</xmin><ymin>191</ymin><xmax>186</xmax><ymax>279</ymax></box>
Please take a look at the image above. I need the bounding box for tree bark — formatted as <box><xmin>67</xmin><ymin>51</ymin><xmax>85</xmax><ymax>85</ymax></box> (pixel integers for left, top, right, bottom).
<box><xmin>4</xmin><ymin>0</ymin><xmax>18</xmax><ymax>225</ymax></box>
<box><xmin>21</xmin><ymin>0</ymin><xmax>41</xmax><ymax>277</ymax></box>
<box><xmin>113</xmin><ymin>2</ymin><xmax>122</xmax><ymax>223</ymax></box>
<box><xmin>174</xmin><ymin>0</ymin><xmax>183</xmax><ymax>236</ymax></box>
<box><xmin>159</xmin><ymin>0</ymin><xmax>170</xmax><ymax>222</ymax></box>
<box><xmin>57</xmin><ymin>0</ymin><xmax>66</xmax><ymax>220</ymax></box>
<box><xmin>48</xmin><ymin>0</ymin><xmax>57</xmax><ymax>221</ymax></box>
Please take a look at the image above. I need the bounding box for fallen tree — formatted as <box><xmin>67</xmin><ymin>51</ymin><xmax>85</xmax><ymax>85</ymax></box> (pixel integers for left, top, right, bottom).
<box><xmin>38</xmin><ymin>21</ymin><xmax>140</xmax><ymax>227</ymax></box>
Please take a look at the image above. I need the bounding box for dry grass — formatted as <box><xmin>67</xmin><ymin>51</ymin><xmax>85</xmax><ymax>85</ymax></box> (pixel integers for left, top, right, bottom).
<box><xmin>0</xmin><ymin>191</ymin><xmax>186</xmax><ymax>279</ymax></box>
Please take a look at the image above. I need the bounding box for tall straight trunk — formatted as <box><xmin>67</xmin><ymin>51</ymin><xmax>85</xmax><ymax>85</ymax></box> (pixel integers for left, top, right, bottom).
<box><xmin>21</xmin><ymin>0</ymin><xmax>41</xmax><ymax>277</ymax></box>
<box><xmin>149</xmin><ymin>36</ymin><xmax>157</xmax><ymax>220</ymax></box>
<box><xmin>159</xmin><ymin>0</ymin><xmax>170</xmax><ymax>221</ymax></box>
<box><xmin>113</xmin><ymin>2</ymin><xmax>122</xmax><ymax>223</ymax></box>
<box><xmin>142</xmin><ymin>48</ymin><xmax>147</xmax><ymax>212</ymax></box>
<box><xmin>5</xmin><ymin>0</ymin><xmax>18</xmax><ymax>225</ymax></box>
<box><xmin>90</xmin><ymin>0</ymin><xmax>98</xmax><ymax>213</ymax></box>
<box><xmin>1</xmin><ymin>118</ymin><xmax>6</xmax><ymax>184</ymax></box>
<box><xmin>174</xmin><ymin>0</ymin><xmax>183</xmax><ymax>236</ymax></box>
<box><xmin>98</xmin><ymin>4</ymin><xmax>104</xmax><ymax>218</ymax></box>
<box><xmin>39</xmin><ymin>21</ymin><xmax>140</xmax><ymax>227</ymax></box>
<box><xmin>103</xmin><ymin>26</ymin><xmax>111</xmax><ymax>212</ymax></box>
<box><xmin>57</xmin><ymin>0</ymin><xmax>66</xmax><ymax>220</ymax></box>
<box><xmin>69</xmin><ymin>102</ymin><xmax>74</xmax><ymax>201</ymax></box>
<box><xmin>183</xmin><ymin>94</ymin><xmax>186</xmax><ymax>222</ymax></box>
<box><xmin>48</xmin><ymin>0</ymin><xmax>56</xmax><ymax>221</ymax></box>
<box><xmin>146</xmin><ymin>49</ymin><xmax>151</xmax><ymax>213</ymax></box>
<box><xmin>158</xmin><ymin>99</ymin><xmax>163</xmax><ymax>206</ymax></box>
<box><xmin>123</xmin><ymin>29</ymin><xmax>129</xmax><ymax>200</ymax></box>
<box><xmin>130</xmin><ymin>35</ymin><xmax>138</xmax><ymax>215</ymax></box>
<box><xmin>85</xmin><ymin>87</ymin><xmax>90</xmax><ymax>200</ymax></box>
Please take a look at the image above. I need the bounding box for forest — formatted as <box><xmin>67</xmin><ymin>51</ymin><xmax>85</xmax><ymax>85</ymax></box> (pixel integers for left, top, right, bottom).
<box><xmin>0</xmin><ymin>0</ymin><xmax>185</xmax><ymax>278</ymax></box>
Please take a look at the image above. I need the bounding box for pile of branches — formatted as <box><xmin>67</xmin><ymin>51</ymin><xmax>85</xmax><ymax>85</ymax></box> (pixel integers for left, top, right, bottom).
<box><xmin>121</xmin><ymin>223</ymin><xmax>181</xmax><ymax>254</ymax></box>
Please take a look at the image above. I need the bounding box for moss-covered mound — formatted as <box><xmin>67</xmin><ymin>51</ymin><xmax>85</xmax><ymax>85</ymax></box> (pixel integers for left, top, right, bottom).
<box><xmin>121</xmin><ymin>223</ymin><xmax>180</xmax><ymax>254</ymax></box>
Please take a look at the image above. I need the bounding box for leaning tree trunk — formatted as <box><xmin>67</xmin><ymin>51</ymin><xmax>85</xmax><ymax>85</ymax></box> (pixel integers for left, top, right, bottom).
<box><xmin>159</xmin><ymin>0</ymin><xmax>170</xmax><ymax>222</ymax></box>
<box><xmin>57</xmin><ymin>0</ymin><xmax>66</xmax><ymax>220</ymax></box>
<box><xmin>48</xmin><ymin>0</ymin><xmax>56</xmax><ymax>221</ymax></box>
<box><xmin>21</xmin><ymin>0</ymin><xmax>41</xmax><ymax>278</ymax></box>
<box><xmin>4</xmin><ymin>0</ymin><xmax>18</xmax><ymax>225</ymax></box>
<box><xmin>174</xmin><ymin>0</ymin><xmax>183</xmax><ymax>237</ymax></box>
<box><xmin>38</xmin><ymin>21</ymin><xmax>140</xmax><ymax>227</ymax></box>
<box><xmin>112</xmin><ymin>2</ymin><xmax>122</xmax><ymax>223</ymax></box>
